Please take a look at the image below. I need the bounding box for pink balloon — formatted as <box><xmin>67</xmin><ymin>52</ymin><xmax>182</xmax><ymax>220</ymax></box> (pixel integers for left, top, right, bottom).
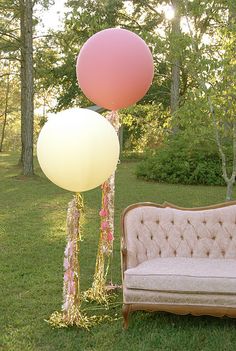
<box><xmin>76</xmin><ymin>28</ymin><xmax>154</xmax><ymax>110</ymax></box>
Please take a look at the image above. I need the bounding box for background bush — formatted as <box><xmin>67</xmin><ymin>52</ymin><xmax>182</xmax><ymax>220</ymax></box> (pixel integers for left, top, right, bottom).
<box><xmin>136</xmin><ymin>138</ymin><xmax>231</xmax><ymax>186</ymax></box>
<box><xmin>119</xmin><ymin>104</ymin><xmax>171</xmax><ymax>152</ymax></box>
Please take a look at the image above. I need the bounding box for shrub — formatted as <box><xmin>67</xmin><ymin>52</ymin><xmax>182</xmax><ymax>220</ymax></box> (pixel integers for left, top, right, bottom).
<box><xmin>136</xmin><ymin>139</ymin><xmax>227</xmax><ymax>186</ymax></box>
<box><xmin>119</xmin><ymin>104</ymin><xmax>171</xmax><ymax>152</ymax></box>
<box><xmin>120</xmin><ymin>151</ymin><xmax>147</xmax><ymax>162</ymax></box>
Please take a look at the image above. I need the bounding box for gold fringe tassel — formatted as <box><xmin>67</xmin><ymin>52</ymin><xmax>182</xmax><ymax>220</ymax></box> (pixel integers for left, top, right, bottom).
<box><xmin>84</xmin><ymin>111</ymin><xmax>120</xmax><ymax>304</ymax></box>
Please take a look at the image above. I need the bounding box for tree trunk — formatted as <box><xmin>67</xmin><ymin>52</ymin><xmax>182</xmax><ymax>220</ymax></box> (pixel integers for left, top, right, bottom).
<box><xmin>182</xmin><ymin>0</ymin><xmax>235</xmax><ymax>201</ymax></box>
<box><xmin>226</xmin><ymin>180</ymin><xmax>235</xmax><ymax>201</ymax></box>
<box><xmin>224</xmin><ymin>3</ymin><xmax>236</xmax><ymax>200</ymax></box>
<box><xmin>170</xmin><ymin>0</ymin><xmax>181</xmax><ymax>115</ymax></box>
<box><xmin>118</xmin><ymin>124</ymin><xmax>123</xmax><ymax>153</ymax></box>
<box><xmin>20</xmin><ymin>0</ymin><xmax>34</xmax><ymax>175</ymax></box>
<box><xmin>0</xmin><ymin>63</ymin><xmax>10</xmax><ymax>152</ymax></box>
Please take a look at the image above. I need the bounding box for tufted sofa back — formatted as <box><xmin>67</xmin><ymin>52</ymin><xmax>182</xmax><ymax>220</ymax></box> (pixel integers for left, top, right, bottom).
<box><xmin>122</xmin><ymin>203</ymin><xmax>236</xmax><ymax>269</ymax></box>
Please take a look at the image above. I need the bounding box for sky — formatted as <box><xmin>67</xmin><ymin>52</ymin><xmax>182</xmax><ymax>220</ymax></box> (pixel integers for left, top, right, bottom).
<box><xmin>36</xmin><ymin>0</ymin><xmax>66</xmax><ymax>34</ymax></box>
<box><xmin>37</xmin><ymin>1</ymin><xmax>210</xmax><ymax>46</ymax></box>
<box><xmin>38</xmin><ymin>1</ymin><xmax>175</xmax><ymax>34</ymax></box>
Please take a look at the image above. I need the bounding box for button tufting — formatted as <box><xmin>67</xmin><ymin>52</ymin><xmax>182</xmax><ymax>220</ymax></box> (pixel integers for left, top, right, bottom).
<box><xmin>187</xmin><ymin>219</ymin><xmax>191</xmax><ymax>224</ymax></box>
<box><xmin>230</xmin><ymin>235</ymin><xmax>233</xmax><ymax>240</ymax></box>
<box><xmin>151</xmin><ymin>235</ymin><xmax>153</xmax><ymax>240</ymax></box>
<box><xmin>159</xmin><ymin>250</ymin><xmax>161</xmax><ymax>255</ymax></box>
<box><xmin>173</xmin><ymin>250</ymin><xmax>177</xmax><ymax>256</ymax></box>
<box><xmin>212</xmin><ymin>236</ymin><xmax>216</xmax><ymax>240</ymax></box>
<box><xmin>171</xmin><ymin>220</ymin><xmax>174</xmax><ymax>224</ymax></box>
<box><xmin>156</xmin><ymin>219</ymin><xmax>159</xmax><ymax>224</ymax></box>
<box><xmin>137</xmin><ymin>235</ymin><xmax>139</xmax><ymax>240</ymax></box>
<box><xmin>190</xmin><ymin>250</ymin><xmax>193</xmax><ymax>256</ymax></box>
<box><xmin>222</xmin><ymin>250</ymin><xmax>225</xmax><ymax>256</ymax></box>
<box><xmin>197</xmin><ymin>235</ymin><xmax>200</xmax><ymax>240</ymax></box>
<box><xmin>166</xmin><ymin>235</ymin><xmax>169</xmax><ymax>240</ymax></box>
<box><xmin>206</xmin><ymin>251</ymin><xmax>210</xmax><ymax>256</ymax></box>
<box><xmin>203</xmin><ymin>220</ymin><xmax>207</xmax><ymax>224</ymax></box>
<box><xmin>141</xmin><ymin>220</ymin><xmax>144</xmax><ymax>224</ymax></box>
<box><xmin>180</xmin><ymin>235</ymin><xmax>184</xmax><ymax>240</ymax></box>
<box><xmin>219</xmin><ymin>220</ymin><xmax>223</xmax><ymax>226</ymax></box>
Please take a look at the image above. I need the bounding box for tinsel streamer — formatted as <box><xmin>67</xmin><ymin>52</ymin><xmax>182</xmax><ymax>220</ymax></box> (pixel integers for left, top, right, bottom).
<box><xmin>84</xmin><ymin>111</ymin><xmax>120</xmax><ymax>304</ymax></box>
<box><xmin>48</xmin><ymin>193</ymin><xmax>93</xmax><ymax>328</ymax></box>
<box><xmin>47</xmin><ymin>193</ymin><xmax>122</xmax><ymax>329</ymax></box>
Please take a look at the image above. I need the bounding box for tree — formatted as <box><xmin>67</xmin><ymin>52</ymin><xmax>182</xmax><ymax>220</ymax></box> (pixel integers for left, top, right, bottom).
<box><xmin>0</xmin><ymin>0</ymin><xmax>53</xmax><ymax>173</ymax></box>
<box><xmin>3</xmin><ymin>0</ymin><xmax>234</xmax><ymax>201</ymax></box>
<box><xmin>210</xmin><ymin>21</ymin><xmax>236</xmax><ymax>200</ymax></box>
<box><xmin>180</xmin><ymin>0</ymin><xmax>236</xmax><ymax>200</ymax></box>
<box><xmin>20</xmin><ymin>0</ymin><xmax>34</xmax><ymax>175</ymax></box>
<box><xmin>170</xmin><ymin>0</ymin><xmax>181</xmax><ymax>114</ymax></box>
<box><xmin>0</xmin><ymin>1</ymin><xmax>22</xmax><ymax>153</ymax></box>
<box><xmin>35</xmin><ymin>0</ymin><xmax>125</xmax><ymax>111</ymax></box>
<box><xmin>120</xmin><ymin>103</ymin><xmax>171</xmax><ymax>151</ymax></box>
<box><xmin>0</xmin><ymin>61</ymin><xmax>11</xmax><ymax>152</ymax></box>
<box><xmin>36</xmin><ymin>0</ymin><xmax>175</xmax><ymax>111</ymax></box>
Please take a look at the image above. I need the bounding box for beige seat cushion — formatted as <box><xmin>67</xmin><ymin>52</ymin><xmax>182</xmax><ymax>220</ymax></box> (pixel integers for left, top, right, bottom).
<box><xmin>124</xmin><ymin>257</ymin><xmax>236</xmax><ymax>294</ymax></box>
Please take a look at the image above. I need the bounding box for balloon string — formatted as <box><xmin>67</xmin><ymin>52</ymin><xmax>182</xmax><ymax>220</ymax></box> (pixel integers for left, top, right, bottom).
<box><xmin>83</xmin><ymin>111</ymin><xmax>120</xmax><ymax>304</ymax></box>
<box><xmin>106</xmin><ymin>111</ymin><xmax>120</xmax><ymax>285</ymax></box>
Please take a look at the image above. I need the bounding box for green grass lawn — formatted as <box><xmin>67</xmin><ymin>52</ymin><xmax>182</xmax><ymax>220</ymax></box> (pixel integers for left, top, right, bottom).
<box><xmin>1</xmin><ymin>152</ymin><xmax>236</xmax><ymax>351</ymax></box>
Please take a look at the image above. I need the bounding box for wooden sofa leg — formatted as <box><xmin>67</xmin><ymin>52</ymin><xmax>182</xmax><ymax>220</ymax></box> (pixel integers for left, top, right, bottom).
<box><xmin>122</xmin><ymin>304</ymin><xmax>130</xmax><ymax>329</ymax></box>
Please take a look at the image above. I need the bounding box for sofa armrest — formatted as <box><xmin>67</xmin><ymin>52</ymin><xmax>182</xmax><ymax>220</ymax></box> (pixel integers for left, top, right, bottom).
<box><xmin>121</xmin><ymin>236</ymin><xmax>138</xmax><ymax>278</ymax></box>
<box><xmin>121</xmin><ymin>246</ymin><xmax>127</xmax><ymax>271</ymax></box>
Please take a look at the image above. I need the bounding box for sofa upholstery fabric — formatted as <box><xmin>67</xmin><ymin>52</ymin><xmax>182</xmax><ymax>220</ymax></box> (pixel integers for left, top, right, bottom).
<box><xmin>124</xmin><ymin>205</ymin><xmax>236</xmax><ymax>269</ymax></box>
<box><xmin>123</xmin><ymin>286</ymin><xmax>236</xmax><ymax>307</ymax></box>
<box><xmin>121</xmin><ymin>202</ymin><xmax>236</xmax><ymax>328</ymax></box>
<box><xmin>125</xmin><ymin>257</ymin><xmax>236</xmax><ymax>293</ymax></box>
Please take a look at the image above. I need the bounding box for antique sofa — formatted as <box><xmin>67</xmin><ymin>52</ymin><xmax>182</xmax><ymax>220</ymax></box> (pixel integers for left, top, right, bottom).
<box><xmin>121</xmin><ymin>201</ymin><xmax>236</xmax><ymax>328</ymax></box>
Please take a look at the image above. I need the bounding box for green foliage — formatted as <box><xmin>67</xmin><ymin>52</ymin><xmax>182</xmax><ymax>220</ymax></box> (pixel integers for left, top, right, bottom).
<box><xmin>0</xmin><ymin>61</ymin><xmax>21</xmax><ymax>152</ymax></box>
<box><xmin>120</xmin><ymin>150</ymin><xmax>147</xmax><ymax>162</ymax></box>
<box><xmin>174</xmin><ymin>89</ymin><xmax>215</xmax><ymax>146</ymax></box>
<box><xmin>36</xmin><ymin>0</ymin><xmax>174</xmax><ymax>110</ymax></box>
<box><xmin>120</xmin><ymin>103</ymin><xmax>171</xmax><ymax>152</ymax></box>
<box><xmin>136</xmin><ymin>137</ymin><xmax>227</xmax><ymax>185</ymax></box>
<box><xmin>35</xmin><ymin>0</ymin><xmax>126</xmax><ymax>110</ymax></box>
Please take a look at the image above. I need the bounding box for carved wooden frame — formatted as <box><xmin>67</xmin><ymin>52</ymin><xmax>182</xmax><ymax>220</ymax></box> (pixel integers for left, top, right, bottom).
<box><xmin>121</xmin><ymin>201</ymin><xmax>236</xmax><ymax>329</ymax></box>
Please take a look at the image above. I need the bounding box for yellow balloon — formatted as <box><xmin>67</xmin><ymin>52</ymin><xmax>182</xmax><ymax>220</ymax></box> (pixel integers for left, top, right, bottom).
<box><xmin>37</xmin><ymin>108</ymin><xmax>120</xmax><ymax>192</ymax></box>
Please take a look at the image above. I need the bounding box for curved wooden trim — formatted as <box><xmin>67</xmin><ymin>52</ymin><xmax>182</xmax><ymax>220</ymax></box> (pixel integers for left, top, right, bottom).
<box><xmin>122</xmin><ymin>200</ymin><xmax>236</xmax><ymax>218</ymax></box>
<box><xmin>163</xmin><ymin>200</ymin><xmax>236</xmax><ymax>211</ymax></box>
<box><xmin>127</xmin><ymin>303</ymin><xmax>236</xmax><ymax>319</ymax></box>
<box><xmin>121</xmin><ymin>202</ymin><xmax>165</xmax><ymax>219</ymax></box>
<box><xmin>122</xmin><ymin>302</ymin><xmax>236</xmax><ymax>329</ymax></box>
<box><xmin>122</xmin><ymin>304</ymin><xmax>131</xmax><ymax>329</ymax></box>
